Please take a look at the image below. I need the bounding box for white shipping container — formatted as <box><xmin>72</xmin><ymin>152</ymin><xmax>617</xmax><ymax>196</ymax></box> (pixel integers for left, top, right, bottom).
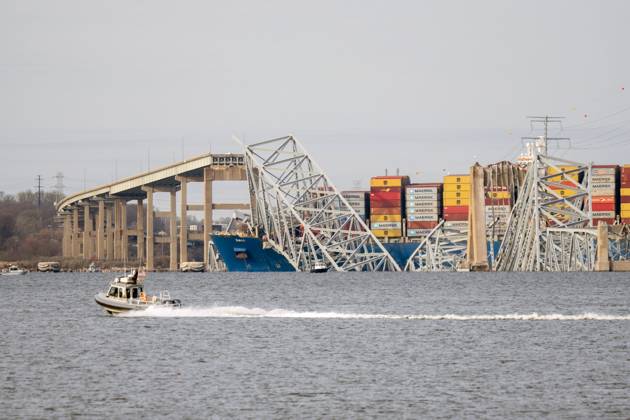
<box><xmin>342</xmin><ymin>191</ymin><xmax>368</xmax><ymax>200</ymax></box>
<box><xmin>406</xmin><ymin>194</ymin><xmax>441</xmax><ymax>201</ymax></box>
<box><xmin>407</xmin><ymin>229</ymin><xmax>434</xmax><ymax>237</ymax></box>
<box><xmin>485</xmin><ymin>205</ymin><xmax>511</xmax><ymax>212</ymax></box>
<box><xmin>346</xmin><ymin>200</ymin><xmax>366</xmax><ymax>208</ymax></box>
<box><xmin>592</xmin><ymin>211</ymin><xmax>615</xmax><ymax>218</ymax></box>
<box><xmin>406</xmin><ymin>207</ymin><xmax>440</xmax><ymax>215</ymax></box>
<box><xmin>371</xmin><ymin>222</ymin><xmax>402</xmax><ymax>229</ymax></box>
<box><xmin>591</xmin><ymin>175</ymin><xmax>616</xmax><ymax>183</ymax></box>
<box><xmin>592</xmin><ymin>167</ymin><xmax>617</xmax><ymax>176</ymax></box>
<box><xmin>408</xmin><ymin>214</ymin><xmax>439</xmax><ymax>221</ymax></box>
<box><xmin>444</xmin><ymin>221</ymin><xmax>469</xmax><ymax>228</ymax></box>
<box><xmin>591</xmin><ymin>183</ymin><xmax>616</xmax><ymax>190</ymax></box>
<box><xmin>591</xmin><ymin>189</ymin><xmax>616</xmax><ymax>196</ymax></box>
<box><xmin>407</xmin><ymin>201</ymin><xmax>441</xmax><ymax>209</ymax></box>
<box><xmin>406</xmin><ymin>187</ymin><xmax>441</xmax><ymax>194</ymax></box>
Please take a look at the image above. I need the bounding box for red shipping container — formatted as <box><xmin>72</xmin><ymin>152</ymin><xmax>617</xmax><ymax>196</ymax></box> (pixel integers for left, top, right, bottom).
<box><xmin>443</xmin><ymin>205</ymin><xmax>469</xmax><ymax>214</ymax></box>
<box><xmin>370</xmin><ymin>186</ymin><xmax>402</xmax><ymax>193</ymax></box>
<box><xmin>370</xmin><ymin>191</ymin><xmax>402</xmax><ymax>201</ymax></box>
<box><xmin>621</xmin><ymin>196</ymin><xmax>630</xmax><ymax>203</ymax></box>
<box><xmin>592</xmin><ymin>196</ymin><xmax>615</xmax><ymax>203</ymax></box>
<box><xmin>370</xmin><ymin>207</ymin><xmax>402</xmax><ymax>215</ymax></box>
<box><xmin>592</xmin><ymin>218</ymin><xmax>615</xmax><ymax>225</ymax></box>
<box><xmin>443</xmin><ymin>213</ymin><xmax>468</xmax><ymax>221</ymax></box>
<box><xmin>370</xmin><ymin>200</ymin><xmax>401</xmax><ymax>208</ymax></box>
<box><xmin>622</xmin><ymin>218</ymin><xmax>630</xmax><ymax>224</ymax></box>
<box><xmin>592</xmin><ymin>202</ymin><xmax>615</xmax><ymax>211</ymax></box>
<box><xmin>407</xmin><ymin>221</ymin><xmax>439</xmax><ymax>229</ymax></box>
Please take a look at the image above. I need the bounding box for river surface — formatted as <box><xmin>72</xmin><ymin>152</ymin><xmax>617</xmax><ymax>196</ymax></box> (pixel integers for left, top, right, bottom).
<box><xmin>1</xmin><ymin>271</ymin><xmax>629</xmax><ymax>418</ymax></box>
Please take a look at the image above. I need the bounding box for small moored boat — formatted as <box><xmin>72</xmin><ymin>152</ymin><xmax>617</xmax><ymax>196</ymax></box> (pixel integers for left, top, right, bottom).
<box><xmin>94</xmin><ymin>269</ymin><xmax>182</xmax><ymax>315</ymax></box>
<box><xmin>1</xmin><ymin>265</ymin><xmax>28</xmax><ymax>276</ymax></box>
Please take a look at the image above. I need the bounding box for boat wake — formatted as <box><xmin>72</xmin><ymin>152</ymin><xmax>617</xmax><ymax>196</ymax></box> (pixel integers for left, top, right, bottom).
<box><xmin>119</xmin><ymin>305</ymin><xmax>630</xmax><ymax>320</ymax></box>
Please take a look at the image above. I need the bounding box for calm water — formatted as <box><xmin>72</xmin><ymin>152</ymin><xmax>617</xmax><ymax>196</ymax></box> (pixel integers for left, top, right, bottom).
<box><xmin>1</xmin><ymin>272</ymin><xmax>629</xmax><ymax>418</ymax></box>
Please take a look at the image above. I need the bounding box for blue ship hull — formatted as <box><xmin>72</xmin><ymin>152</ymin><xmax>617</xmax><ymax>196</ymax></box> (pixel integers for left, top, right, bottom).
<box><xmin>211</xmin><ymin>235</ymin><xmax>295</xmax><ymax>272</ymax></box>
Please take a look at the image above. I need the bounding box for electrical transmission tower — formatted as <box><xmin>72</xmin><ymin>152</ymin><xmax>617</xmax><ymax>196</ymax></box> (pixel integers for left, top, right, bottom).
<box><xmin>52</xmin><ymin>172</ymin><xmax>65</xmax><ymax>195</ymax></box>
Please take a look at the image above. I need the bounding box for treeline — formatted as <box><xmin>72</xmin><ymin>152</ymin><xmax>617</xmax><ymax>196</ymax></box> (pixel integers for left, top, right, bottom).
<box><xmin>0</xmin><ymin>190</ymin><xmax>64</xmax><ymax>260</ymax></box>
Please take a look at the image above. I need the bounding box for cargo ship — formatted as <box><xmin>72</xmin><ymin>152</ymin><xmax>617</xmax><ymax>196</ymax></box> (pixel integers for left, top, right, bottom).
<box><xmin>211</xmin><ymin>234</ymin><xmax>295</xmax><ymax>272</ymax></box>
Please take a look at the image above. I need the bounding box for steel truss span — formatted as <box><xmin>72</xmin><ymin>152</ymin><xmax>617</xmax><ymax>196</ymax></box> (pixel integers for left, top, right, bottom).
<box><xmin>495</xmin><ymin>154</ymin><xmax>594</xmax><ymax>271</ymax></box>
<box><xmin>244</xmin><ymin>135</ymin><xmax>400</xmax><ymax>272</ymax></box>
<box><xmin>405</xmin><ymin>221</ymin><xmax>468</xmax><ymax>272</ymax></box>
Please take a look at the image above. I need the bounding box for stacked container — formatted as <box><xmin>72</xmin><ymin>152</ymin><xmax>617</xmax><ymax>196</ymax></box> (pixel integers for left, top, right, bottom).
<box><xmin>405</xmin><ymin>183</ymin><xmax>442</xmax><ymax>237</ymax></box>
<box><xmin>443</xmin><ymin>174</ymin><xmax>470</xmax><ymax>222</ymax></box>
<box><xmin>341</xmin><ymin>191</ymin><xmax>370</xmax><ymax>221</ymax></box>
<box><xmin>369</xmin><ymin>176</ymin><xmax>409</xmax><ymax>239</ymax></box>
<box><xmin>591</xmin><ymin>165</ymin><xmax>618</xmax><ymax>225</ymax></box>
<box><xmin>547</xmin><ymin>165</ymin><xmax>580</xmax><ymax>226</ymax></box>
<box><xmin>620</xmin><ymin>165</ymin><xmax>630</xmax><ymax>224</ymax></box>
<box><xmin>485</xmin><ymin>186</ymin><xmax>512</xmax><ymax>237</ymax></box>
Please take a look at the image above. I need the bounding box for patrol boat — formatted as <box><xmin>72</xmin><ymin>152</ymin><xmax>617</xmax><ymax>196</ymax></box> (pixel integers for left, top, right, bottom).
<box><xmin>94</xmin><ymin>269</ymin><xmax>182</xmax><ymax>315</ymax></box>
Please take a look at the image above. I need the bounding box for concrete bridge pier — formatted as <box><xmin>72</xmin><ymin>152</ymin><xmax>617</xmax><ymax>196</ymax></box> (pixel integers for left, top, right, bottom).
<box><xmin>143</xmin><ymin>186</ymin><xmax>155</xmax><ymax>271</ymax></box>
<box><xmin>136</xmin><ymin>198</ymin><xmax>144</xmax><ymax>262</ymax></box>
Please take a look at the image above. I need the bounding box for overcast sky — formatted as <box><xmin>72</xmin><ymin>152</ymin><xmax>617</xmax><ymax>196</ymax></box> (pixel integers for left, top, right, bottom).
<box><xmin>1</xmin><ymin>0</ymin><xmax>629</xmax><ymax>208</ymax></box>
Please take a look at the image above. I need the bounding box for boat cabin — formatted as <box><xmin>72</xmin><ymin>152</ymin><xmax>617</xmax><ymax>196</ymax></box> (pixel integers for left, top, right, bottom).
<box><xmin>107</xmin><ymin>283</ymin><xmax>144</xmax><ymax>300</ymax></box>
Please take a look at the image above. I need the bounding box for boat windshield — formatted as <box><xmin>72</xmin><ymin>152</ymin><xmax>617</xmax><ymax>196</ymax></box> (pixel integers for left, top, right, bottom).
<box><xmin>107</xmin><ymin>287</ymin><xmax>118</xmax><ymax>297</ymax></box>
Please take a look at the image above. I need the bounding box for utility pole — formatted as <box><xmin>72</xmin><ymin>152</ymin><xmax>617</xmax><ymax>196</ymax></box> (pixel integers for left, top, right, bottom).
<box><xmin>35</xmin><ymin>175</ymin><xmax>43</xmax><ymax>209</ymax></box>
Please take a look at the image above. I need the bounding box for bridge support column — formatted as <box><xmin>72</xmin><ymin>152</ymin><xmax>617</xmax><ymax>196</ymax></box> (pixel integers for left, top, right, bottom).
<box><xmin>595</xmin><ymin>222</ymin><xmax>610</xmax><ymax>272</ymax></box>
<box><xmin>120</xmin><ymin>199</ymin><xmax>128</xmax><ymax>263</ymax></box>
<box><xmin>203</xmin><ymin>168</ymin><xmax>213</xmax><ymax>270</ymax></box>
<box><xmin>83</xmin><ymin>204</ymin><xmax>92</xmax><ymax>260</ymax></box>
<box><xmin>106</xmin><ymin>204</ymin><xmax>114</xmax><ymax>260</ymax></box>
<box><xmin>169</xmin><ymin>190</ymin><xmax>177</xmax><ymax>271</ymax></box>
<box><xmin>113</xmin><ymin>201</ymin><xmax>120</xmax><ymax>260</ymax></box>
<box><xmin>467</xmin><ymin>164</ymin><xmax>489</xmax><ymax>271</ymax></box>
<box><xmin>62</xmin><ymin>214</ymin><xmax>71</xmax><ymax>257</ymax></box>
<box><xmin>72</xmin><ymin>207</ymin><xmax>80</xmax><ymax>257</ymax></box>
<box><xmin>145</xmin><ymin>187</ymin><xmax>155</xmax><ymax>271</ymax></box>
<box><xmin>97</xmin><ymin>200</ymin><xmax>105</xmax><ymax>260</ymax></box>
<box><xmin>136</xmin><ymin>199</ymin><xmax>144</xmax><ymax>262</ymax></box>
<box><xmin>176</xmin><ymin>176</ymin><xmax>188</xmax><ymax>266</ymax></box>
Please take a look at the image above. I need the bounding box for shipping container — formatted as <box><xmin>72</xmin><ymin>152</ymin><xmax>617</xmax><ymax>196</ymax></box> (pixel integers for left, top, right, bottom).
<box><xmin>406</xmin><ymin>200</ymin><xmax>441</xmax><ymax>208</ymax></box>
<box><xmin>407</xmin><ymin>221</ymin><xmax>439</xmax><ymax>229</ymax></box>
<box><xmin>593</xmin><ymin>203</ymin><xmax>616</xmax><ymax>211</ymax></box>
<box><xmin>406</xmin><ymin>186</ymin><xmax>442</xmax><ymax>194</ymax></box>
<box><xmin>407</xmin><ymin>229</ymin><xmax>435</xmax><ymax>237</ymax></box>
<box><xmin>443</xmin><ymin>175</ymin><xmax>470</xmax><ymax>184</ymax></box>
<box><xmin>371</xmin><ymin>222</ymin><xmax>402</xmax><ymax>229</ymax></box>
<box><xmin>371</xmin><ymin>229</ymin><xmax>402</xmax><ymax>237</ymax></box>
<box><xmin>592</xmin><ymin>196</ymin><xmax>615</xmax><ymax>203</ymax></box>
<box><xmin>370</xmin><ymin>214</ymin><xmax>402</xmax><ymax>222</ymax></box>
<box><xmin>370</xmin><ymin>200</ymin><xmax>402</xmax><ymax>208</ymax></box>
<box><xmin>370</xmin><ymin>191</ymin><xmax>403</xmax><ymax>201</ymax></box>
<box><xmin>443</xmin><ymin>183</ymin><xmax>471</xmax><ymax>192</ymax></box>
<box><xmin>408</xmin><ymin>214</ymin><xmax>440</xmax><ymax>222</ymax></box>
<box><xmin>443</xmin><ymin>191</ymin><xmax>470</xmax><ymax>199</ymax></box>
<box><xmin>407</xmin><ymin>193</ymin><xmax>442</xmax><ymax>201</ymax></box>
<box><xmin>443</xmin><ymin>213</ymin><xmax>469</xmax><ymax>221</ymax></box>
<box><xmin>370</xmin><ymin>207</ymin><xmax>403</xmax><ymax>215</ymax></box>
<box><xmin>443</xmin><ymin>205</ymin><xmax>469</xmax><ymax>214</ymax></box>
<box><xmin>443</xmin><ymin>198</ymin><xmax>470</xmax><ymax>206</ymax></box>
<box><xmin>406</xmin><ymin>207</ymin><xmax>440</xmax><ymax>215</ymax></box>
<box><xmin>341</xmin><ymin>191</ymin><xmax>369</xmax><ymax>200</ymax></box>
<box><xmin>370</xmin><ymin>176</ymin><xmax>410</xmax><ymax>188</ymax></box>
<box><xmin>593</xmin><ymin>211</ymin><xmax>616</xmax><ymax>218</ymax></box>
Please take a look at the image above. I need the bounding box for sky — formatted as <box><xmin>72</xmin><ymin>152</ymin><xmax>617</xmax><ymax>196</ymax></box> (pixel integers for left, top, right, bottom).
<box><xmin>1</xmin><ymin>0</ymin><xmax>629</xmax><ymax>208</ymax></box>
